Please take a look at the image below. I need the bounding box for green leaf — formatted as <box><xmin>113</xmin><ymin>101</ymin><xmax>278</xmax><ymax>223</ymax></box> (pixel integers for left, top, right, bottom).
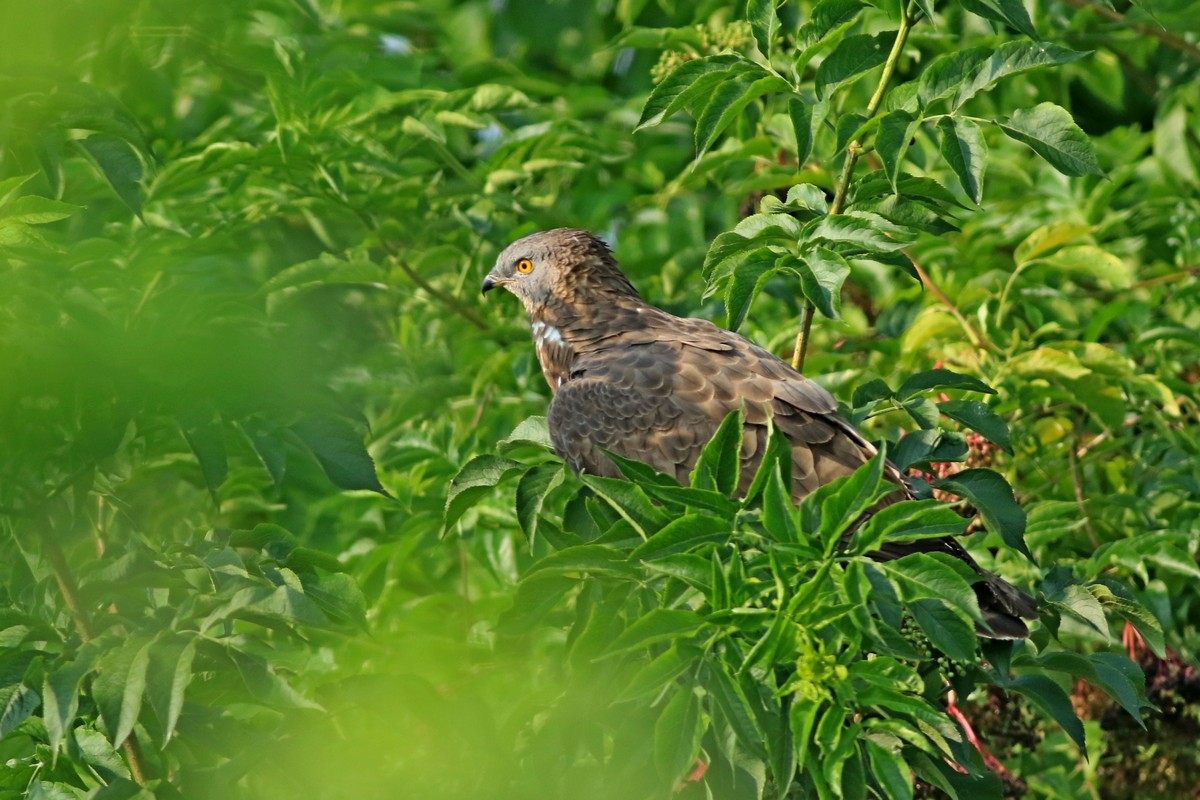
<box><xmin>935</xmin><ymin>469</ymin><xmax>1030</xmax><ymax>559</ymax></box>
<box><xmin>181</xmin><ymin>417</ymin><xmax>228</xmax><ymax>496</ymax></box>
<box><xmin>631</xmin><ymin>513</ymin><xmax>731</xmax><ymax>560</ymax></box>
<box><xmin>748</xmin><ymin>0</ymin><xmax>780</xmax><ymax>56</ymax></box>
<box><xmin>806</xmin><ymin>213</ymin><xmax>914</xmax><ymax>252</ymax></box>
<box><xmin>292</xmin><ymin>414</ymin><xmax>388</xmax><ymax>495</ymax></box>
<box><xmin>851</xmin><ymin>500</ymin><xmax>969</xmax><ymax>555</ymax></box>
<box><xmin>866</xmin><ymin>739</ymin><xmax>914</xmax><ymax>800</ymax></box>
<box><xmin>920</xmin><ymin>43</ymin><xmax>1087</xmax><ymax>109</ymax></box>
<box><xmin>78</xmin><ymin>134</ymin><xmax>144</xmax><ymax>219</ymax></box>
<box><xmin>937</xmin><ymin>116</ymin><xmax>988</xmax><ymax>204</ymax></box>
<box><xmin>444</xmin><ymin>454</ymin><xmax>524</xmax><ymax>529</ymax></box>
<box><xmin>696</xmin><ymin>72</ymin><xmax>790</xmax><ymax>156</ymax></box>
<box><xmin>0</xmin><ymin>195</ymin><xmax>84</xmax><ymax>225</ymax></box>
<box><xmin>938</xmin><ymin>399</ymin><xmax>1012</xmax><ymax>453</ymax></box>
<box><xmin>708</xmin><ymin>663</ymin><xmax>768</xmax><ymax>760</ymax></box>
<box><xmin>0</xmin><ymin>173</ymin><xmax>35</xmax><ymax>205</ymax></box>
<box><xmin>725</xmin><ymin>254</ymin><xmax>778</xmax><ymax>330</ymax></box>
<box><xmin>0</xmin><ymin>682</ymin><xmax>39</xmax><ymax>739</ymax></box>
<box><xmin>621</xmin><ymin>644</ymin><xmax>701</xmax><ymax>702</ymax></box>
<box><xmin>909</xmin><ymin>598</ymin><xmax>977</xmax><ymax>660</ymax></box>
<box><xmin>655</xmin><ymin>687</ymin><xmax>701</xmax><ymax>783</ymax></box>
<box><xmin>1008</xmin><ymin>674</ymin><xmax>1087</xmax><ymax>755</ymax></box>
<box><xmin>896</xmin><ymin>368</ymin><xmax>997</xmax><ymax>400</ymax></box>
<box><xmin>798</xmin><ymin>0</ymin><xmax>865</xmax><ymax>50</ymax></box>
<box><xmin>815</xmin><ymin>33</ymin><xmax>895</xmax><ymax>100</ymax></box>
<box><xmin>691</xmin><ymin>409</ymin><xmax>744</xmax><ymax>496</ymax></box>
<box><xmin>789</xmin><ymin>98</ymin><xmax>815</xmax><ymax>166</ymax></box>
<box><xmin>94</xmin><ymin>636</ymin><xmax>152</xmax><ymax>748</ymax></box>
<box><xmin>498</xmin><ymin>415</ymin><xmax>555</xmax><ymax>450</ymax></box>
<box><xmin>636</xmin><ymin>54</ymin><xmax>742</xmax><ymax>130</ymax></box>
<box><xmin>997</xmin><ymin>103</ymin><xmax>1105</xmax><ymax>178</ymax></box>
<box><xmin>876</xmin><ymin>110</ymin><xmax>920</xmax><ymax>191</ymax></box>
<box><xmin>516</xmin><ymin>463</ymin><xmax>566</xmax><ymax>546</ymax></box>
<box><xmin>960</xmin><ymin>0</ymin><xmax>1039</xmax><ymax>39</ymax></box>
<box><xmin>582</xmin><ymin>475</ymin><xmax>671</xmax><ymax>535</ymax></box>
<box><xmin>1040</xmin><ymin>245</ymin><xmax>1133</xmax><ymax>289</ymax></box>
<box><xmin>809</xmin><ymin>448</ymin><xmax>892</xmax><ymax>552</ymax></box>
<box><xmin>952</xmin><ymin>42</ymin><xmax>1088</xmax><ymax>110</ymax></box>
<box><xmin>892</xmin><ymin>429</ymin><xmax>968</xmax><ymax>471</ymax></box>
<box><xmin>146</xmin><ymin>634</ymin><xmax>196</xmax><ymax>747</ymax></box>
<box><xmin>792</xmin><ymin>247</ymin><xmax>851</xmax><ymax>320</ymax></box>
<box><xmin>882</xmin><ymin>553</ymin><xmax>981</xmax><ymax>612</ymax></box>
<box><xmin>610</xmin><ymin>609</ymin><xmax>709</xmax><ymax>654</ymax></box>
<box><xmin>526</xmin><ymin>544</ymin><xmax>637</xmax><ymax>578</ymax></box>
<box><xmin>43</xmin><ymin>642</ymin><xmax>100</xmax><ymax>754</ymax></box>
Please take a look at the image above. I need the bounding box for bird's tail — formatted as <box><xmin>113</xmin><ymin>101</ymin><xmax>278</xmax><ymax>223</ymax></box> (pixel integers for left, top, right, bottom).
<box><xmin>974</xmin><ymin>569</ymin><xmax>1038</xmax><ymax>640</ymax></box>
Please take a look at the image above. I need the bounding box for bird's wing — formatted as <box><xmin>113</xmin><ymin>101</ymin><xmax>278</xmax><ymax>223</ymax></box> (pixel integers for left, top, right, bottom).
<box><xmin>548</xmin><ymin>311</ymin><xmax>891</xmax><ymax>496</ymax></box>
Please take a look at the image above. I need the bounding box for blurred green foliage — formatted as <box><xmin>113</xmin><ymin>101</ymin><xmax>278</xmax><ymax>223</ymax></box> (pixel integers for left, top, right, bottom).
<box><xmin>0</xmin><ymin>0</ymin><xmax>1198</xmax><ymax>797</ymax></box>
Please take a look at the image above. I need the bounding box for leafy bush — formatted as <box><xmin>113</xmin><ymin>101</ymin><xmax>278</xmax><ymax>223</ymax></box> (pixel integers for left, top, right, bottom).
<box><xmin>0</xmin><ymin>0</ymin><xmax>1197</xmax><ymax>798</ymax></box>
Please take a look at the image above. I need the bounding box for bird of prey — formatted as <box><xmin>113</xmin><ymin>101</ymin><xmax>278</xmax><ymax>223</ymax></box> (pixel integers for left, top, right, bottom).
<box><xmin>482</xmin><ymin>227</ymin><xmax>1036</xmax><ymax>638</ymax></box>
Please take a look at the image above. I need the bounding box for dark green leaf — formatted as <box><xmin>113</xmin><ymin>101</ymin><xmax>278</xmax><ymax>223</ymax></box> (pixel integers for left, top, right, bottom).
<box><xmin>526</xmin><ymin>544</ymin><xmax>638</xmax><ymax>578</ymax></box>
<box><xmin>610</xmin><ymin>609</ymin><xmax>709</xmax><ymax>654</ymax></box>
<box><xmin>876</xmin><ymin>110</ymin><xmax>920</xmax><ymax>191</ymax></box>
<box><xmin>146</xmin><ymin>634</ymin><xmax>196</xmax><ymax>747</ymax></box>
<box><xmin>696</xmin><ymin>72</ymin><xmax>790</xmax><ymax>156</ymax></box>
<box><xmin>909</xmin><ymin>598</ymin><xmax>977</xmax><ymax>661</ymax></box>
<box><xmin>815</xmin><ymin>33</ymin><xmax>895</xmax><ymax>100</ymax></box>
<box><xmin>444</xmin><ymin>454</ymin><xmax>524</xmax><ymax>529</ymax></box>
<box><xmin>866</xmin><ymin>739</ymin><xmax>914</xmax><ymax>800</ymax></box>
<box><xmin>960</xmin><ymin>0</ymin><xmax>1039</xmax><ymax>39</ymax></box>
<box><xmin>620</xmin><ymin>644</ymin><xmax>701</xmax><ymax>702</ymax></box>
<box><xmin>789</xmin><ymin>98</ymin><xmax>815</xmax><ymax>166</ymax></box>
<box><xmin>708</xmin><ymin>663</ymin><xmax>768</xmax><ymax>759</ymax></box>
<box><xmin>935</xmin><ymin>469</ymin><xmax>1030</xmax><ymax>559</ymax></box>
<box><xmin>748</xmin><ymin>0</ymin><xmax>780</xmax><ymax>56</ymax></box>
<box><xmin>997</xmin><ymin>103</ymin><xmax>1105</xmax><ymax>178</ymax></box>
<box><xmin>516</xmin><ymin>463</ymin><xmax>567</xmax><ymax>546</ymax></box>
<box><xmin>94</xmin><ymin>636</ymin><xmax>152</xmax><ymax>748</ymax></box>
<box><xmin>631</xmin><ymin>514</ymin><xmax>731</xmax><ymax>560</ymax></box>
<box><xmin>691</xmin><ymin>409</ymin><xmax>744</xmax><ymax>496</ymax></box>
<box><xmin>725</xmin><ymin>254</ymin><xmax>778</xmax><ymax>330</ymax></box>
<box><xmin>953</xmin><ymin>42</ymin><xmax>1088</xmax><ymax>110</ymax></box>
<box><xmin>655</xmin><ymin>687</ymin><xmax>701</xmax><ymax>783</ymax></box>
<box><xmin>78</xmin><ymin>134</ymin><xmax>144</xmax><ymax>218</ymax></box>
<box><xmin>939</xmin><ymin>399</ymin><xmax>1012</xmax><ymax>452</ymax></box>
<box><xmin>1008</xmin><ymin>674</ymin><xmax>1087</xmax><ymax>755</ymax></box>
<box><xmin>799</xmin><ymin>0</ymin><xmax>865</xmax><ymax>49</ymax></box>
<box><xmin>637</xmin><ymin>54</ymin><xmax>742</xmax><ymax>130</ymax></box>
<box><xmin>292</xmin><ymin>414</ymin><xmax>388</xmax><ymax>495</ymax></box>
<box><xmin>181</xmin><ymin>417</ymin><xmax>228</xmax><ymax>495</ymax></box>
<box><xmin>792</xmin><ymin>247</ymin><xmax>851</xmax><ymax>319</ymax></box>
<box><xmin>937</xmin><ymin>116</ymin><xmax>988</xmax><ymax>203</ymax></box>
<box><xmin>896</xmin><ymin>369</ymin><xmax>997</xmax><ymax>399</ymax></box>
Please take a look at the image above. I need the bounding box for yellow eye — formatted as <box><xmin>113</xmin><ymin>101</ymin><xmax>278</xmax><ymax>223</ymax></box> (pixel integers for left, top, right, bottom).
<box><xmin>516</xmin><ymin>258</ymin><xmax>533</xmax><ymax>274</ymax></box>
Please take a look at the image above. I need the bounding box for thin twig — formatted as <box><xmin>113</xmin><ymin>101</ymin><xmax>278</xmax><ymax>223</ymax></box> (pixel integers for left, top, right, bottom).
<box><xmin>39</xmin><ymin>527</ymin><xmax>150</xmax><ymax>785</ymax></box>
<box><xmin>790</xmin><ymin>303</ymin><xmax>815</xmax><ymax>371</ymax></box>
<box><xmin>908</xmin><ymin>251</ymin><xmax>998</xmax><ymax>354</ymax></box>
<box><xmin>1068</xmin><ymin>436</ymin><xmax>1100</xmax><ymax>549</ymax></box>
<box><xmin>1060</xmin><ymin>0</ymin><xmax>1200</xmax><ymax>62</ymax></box>
<box><xmin>793</xmin><ymin>4</ymin><xmax>916</xmax><ymax>371</ymax></box>
<box><xmin>390</xmin><ymin>255</ymin><xmax>491</xmax><ymax>331</ymax></box>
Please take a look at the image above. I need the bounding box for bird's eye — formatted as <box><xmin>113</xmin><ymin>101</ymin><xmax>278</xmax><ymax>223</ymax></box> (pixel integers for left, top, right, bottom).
<box><xmin>516</xmin><ymin>258</ymin><xmax>534</xmax><ymax>274</ymax></box>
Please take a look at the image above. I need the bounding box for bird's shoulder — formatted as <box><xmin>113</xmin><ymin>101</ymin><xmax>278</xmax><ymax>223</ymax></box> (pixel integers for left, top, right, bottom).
<box><xmin>575</xmin><ymin>304</ymin><xmax>838</xmax><ymax>417</ymax></box>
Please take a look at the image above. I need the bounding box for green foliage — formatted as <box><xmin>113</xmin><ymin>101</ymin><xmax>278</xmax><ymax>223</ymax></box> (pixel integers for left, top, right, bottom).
<box><xmin>1</xmin><ymin>0</ymin><xmax>1198</xmax><ymax>797</ymax></box>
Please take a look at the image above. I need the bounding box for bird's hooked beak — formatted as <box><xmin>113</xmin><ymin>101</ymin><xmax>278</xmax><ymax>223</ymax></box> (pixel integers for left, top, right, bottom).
<box><xmin>481</xmin><ymin>274</ymin><xmax>498</xmax><ymax>295</ymax></box>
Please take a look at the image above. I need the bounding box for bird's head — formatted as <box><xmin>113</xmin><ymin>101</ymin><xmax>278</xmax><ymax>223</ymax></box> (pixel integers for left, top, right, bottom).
<box><xmin>481</xmin><ymin>228</ymin><xmax>639</xmax><ymax>315</ymax></box>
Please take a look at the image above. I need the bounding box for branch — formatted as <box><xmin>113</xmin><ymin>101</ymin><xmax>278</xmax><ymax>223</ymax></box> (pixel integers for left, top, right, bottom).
<box><xmin>39</xmin><ymin>526</ymin><xmax>150</xmax><ymax>785</ymax></box>
<box><xmin>1061</xmin><ymin>0</ymin><xmax>1200</xmax><ymax>62</ymax></box>
<box><xmin>793</xmin><ymin>4</ymin><xmax>917</xmax><ymax>372</ymax></box>
<box><xmin>907</xmin><ymin>253</ymin><xmax>997</xmax><ymax>354</ymax></box>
